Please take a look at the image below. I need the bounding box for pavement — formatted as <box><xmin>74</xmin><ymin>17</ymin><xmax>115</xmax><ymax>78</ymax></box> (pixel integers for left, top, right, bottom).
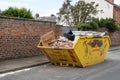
<box><xmin>0</xmin><ymin>55</ymin><xmax>49</xmax><ymax>74</ymax></box>
<box><xmin>0</xmin><ymin>46</ymin><xmax>120</xmax><ymax>74</ymax></box>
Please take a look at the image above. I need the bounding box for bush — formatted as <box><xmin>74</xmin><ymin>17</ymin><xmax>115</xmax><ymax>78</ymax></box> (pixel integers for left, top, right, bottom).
<box><xmin>76</xmin><ymin>22</ymin><xmax>91</xmax><ymax>31</ymax></box>
<box><xmin>117</xmin><ymin>25</ymin><xmax>120</xmax><ymax>31</ymax></box>
<box><xmin>76</xmin><ymin>18</ymin><xmax>120</xmax><ymax>32</ymax></box>
<box><xmin>103</xmin><ymin>18</ymin><xmax>118</xmax><ymax>32</ymax></box>
<box><xmin>92</xmin><ymin>18</ymin><xmax>100</xmax><ymax>26</ymax></box>
<box><xmin>76</xmin><ymin>21</ymin><xmax>99</xmax><ymax>31</ymax></box>
<box><xmin>88</xmin><ymin>21</ymin><xmax>99</xmax><ymax>30</ymax></box>
<box><xmin>1</xmin><ymin>7</ymin><xmax>33</xmax><ymax>19</ymax></box>
<box><xmin>93</xmin><ymin>18</ymin><xmax>119</xmax><ymax>32</ymax></box>
<box><xmin>98</xmin><ymin>18</ymin><xmax>106</xmax><ymax>27</ymax></box>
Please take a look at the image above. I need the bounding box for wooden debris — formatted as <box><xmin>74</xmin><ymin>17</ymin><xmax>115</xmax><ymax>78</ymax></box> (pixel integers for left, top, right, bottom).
<box><xmin>49</xmin><ymin>39</ymin><xmax>73</xmax><ymax>48</ymax></box>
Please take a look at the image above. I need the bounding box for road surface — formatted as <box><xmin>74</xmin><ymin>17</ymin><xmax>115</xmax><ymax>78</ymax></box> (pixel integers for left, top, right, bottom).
<box><xmin>0</xmin><ymin>49</ymin><xmax>120</xmax><ymax>80</ymax></box>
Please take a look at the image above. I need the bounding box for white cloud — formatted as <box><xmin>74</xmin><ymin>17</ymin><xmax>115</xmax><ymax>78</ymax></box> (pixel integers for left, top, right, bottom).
<box><xmin>45</xmin><ymin>9</ymin><xmax>59</xmax><ymax>16</ymax></box>
<box><xmin>0</xmin><ymin>1</ymin><xmax>29</xmax><ymax>10</ymax></box>
<box><xmin>114</xmin><ymin>0</ymin><xmax>120</xmax><ymax>5</ymax></box>
<box><xmin>0</xmin><ymin>1</ymin><xmax>50</xmax><ymax>16</ymax></box>
<box><xmin>0</xmin><ymin>0</ymin><xmax>60</xmax><ymax>16</ymax></box>
<box><xmin>18</xmin><ymin>0</ymin><xmax>39</xmax><ymax>3</ymax></box>
<box><xmin>1</xmin><ymin>0</ymin><xmax>119</xmax><ymax>17</ymax></box>
<box><xmin>0</xmin><ymin>0</ymin><xmax>81</xmax><ymax>17</ymax></box>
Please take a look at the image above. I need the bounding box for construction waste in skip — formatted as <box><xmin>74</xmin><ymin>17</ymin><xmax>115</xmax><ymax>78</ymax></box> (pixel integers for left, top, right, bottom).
<box><xmin>37</xmin><ymin>30</ymin><xmax>111</xmax><ymax>67</ymax></box>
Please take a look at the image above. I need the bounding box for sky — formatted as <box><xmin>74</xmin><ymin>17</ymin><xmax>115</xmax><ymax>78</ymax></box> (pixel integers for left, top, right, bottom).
<box><xmin>0</xmin><ymin>0</ymin><xmax>119</xmax><ymax>17</ymax></box>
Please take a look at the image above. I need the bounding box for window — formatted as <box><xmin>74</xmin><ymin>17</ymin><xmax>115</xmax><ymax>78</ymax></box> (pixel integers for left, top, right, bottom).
<box><xmin>115</xmin><ymin>11</ymin><xmax>118</xmax><ymax>20</ymax></box>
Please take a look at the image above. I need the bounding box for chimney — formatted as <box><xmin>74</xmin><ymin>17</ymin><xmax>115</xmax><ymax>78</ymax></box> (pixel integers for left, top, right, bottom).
<box><xmin>35</xmin><ymin>13</ymin><xmax>39</xmax><ymax>18</ymax></box>
<box><xmin>51</xmin><ymin>14</ymin><xmax>55</xmax><ymax>17</ymax></box>
<box><xmin>108</xmin><ymin>0</ymin><xmax>114</xmax><ymax>3</ymax></box>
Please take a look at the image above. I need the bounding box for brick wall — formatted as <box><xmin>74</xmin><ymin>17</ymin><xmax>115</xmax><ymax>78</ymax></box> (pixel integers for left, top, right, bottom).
<box><xmin>113</xmin><ymin>7</ymin><xmax>120</xmax><ymax>24</ymax></box>
<box><xmin>73</xmin><ymin>27</ymin><xmax>120</xmax><ymax>46</ymax></box>
<box><xmin>110</xmin><ymin>31</ymin><xmax>120</xmax><ymax>46</ymax></box>
<box><xmin>0</xmin><ymin>16</ymin><xmax>63</xmax><ymax>60</ymax></box>
<box><xmin>107</xmin><ymin>0</ymin><xmax>114</xmax><ymax>3</ymax></box>
<box><xmin>0</xmin><ymin>16</ymin><xmax>120</xmax><ymax>60</ymax></box>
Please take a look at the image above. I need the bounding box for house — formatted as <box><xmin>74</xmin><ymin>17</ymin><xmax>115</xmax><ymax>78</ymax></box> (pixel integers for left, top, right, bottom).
<box><xmin>105</xmin><ymin>0</ymin><xmax>120</xmax><ymax>24</ymax></box>
<box><xmin>84</xmin><ymin>0</ymin><xmax>113</xmax><ymax>19</ymax></box>
<box><xmin>113</xmin><ymin>5</ymin><xmax>120</xmax><ymax>24</ymax></box>
<box><xmin>84</xmin><ymin>0</ymin><xmax>120</xmax><ymax>24</ymax></box>
<box><xmin>35</xmin><ymin>13</ymin><xmax>57</xmax><ymax>22</ymax></box>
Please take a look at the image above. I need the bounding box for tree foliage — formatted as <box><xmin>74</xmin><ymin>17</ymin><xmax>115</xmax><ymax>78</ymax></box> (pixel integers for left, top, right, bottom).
<box><xmin>58</xmin><ymin>0</ymin><xmax>101</xmax><ymax>26</ymax></box>
<box><xmin>77</xmin><ymin>18</ymin><xmax>120</xmax><ymax>32</ymax></box>
<box><xmin>99</xmin><ymin>18</ymin><xmax>119</xmax><ymax>32</ymax></box>
<box><xmin>71</xmin><ymin>1</ymin><xmax>100</xmax><ymax>25</ymax></box>
<box><xmin>1</xmin><ymin>7</ymin><xmax>33</xmax><ymax>19</ymax></box>
<box><xmin>58</xmin><ymin>0</ymin><xmax>72</xmax><ymax>26</ymax></box>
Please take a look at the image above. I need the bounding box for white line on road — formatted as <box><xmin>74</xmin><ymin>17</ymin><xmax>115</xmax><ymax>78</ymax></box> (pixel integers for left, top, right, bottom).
<box><xmin>0</xmin><ymin>68</ymin><xmax>32</xmax><ymax>78</ymax></box>
<box><xmin>107</xmin><ymin>52</ymin><xmax>110</xmax><ymax>53</ymax></box>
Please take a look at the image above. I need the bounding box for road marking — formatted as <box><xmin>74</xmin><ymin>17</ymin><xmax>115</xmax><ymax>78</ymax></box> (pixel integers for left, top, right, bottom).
<box><xmin>107</xmin><ymin>52</ymin><xmax>110</xmax><ymax>53</ymax></box>
<box><xmin>0</xmin><ymin>68</ymin><xmax>32</xmax><ymax>78</ymax></box>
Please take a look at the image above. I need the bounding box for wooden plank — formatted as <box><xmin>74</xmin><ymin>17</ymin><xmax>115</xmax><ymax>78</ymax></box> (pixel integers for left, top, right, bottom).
<box><xmin>40</xmin><ymin>31</ymin><xmax>56</xmax><ymax>46</ymax></box>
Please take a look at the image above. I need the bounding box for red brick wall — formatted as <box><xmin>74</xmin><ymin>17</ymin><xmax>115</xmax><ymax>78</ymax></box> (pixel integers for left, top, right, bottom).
<box><xmin>107</xmin><ymin>0</ymin><xmax>114</xmax><ymax>3</ymax></box>
<box><xmin>97</xmin><ymin>28</ymin><xmax>120</xmax><ymax>46</ymax></box>
<box><xmin>110</xmin><ymin>31</ymin><xmax>120</xmax><ymax>46</ymax></box>
<box><xmin>113</xmin><ymin>7</ymin><xmax>120</xmax><ymax>24</ymax></box>
<box><xmin>0</xmin><ymin>16</ymin><xmax>63</xmax><ymax>60</ymax></box>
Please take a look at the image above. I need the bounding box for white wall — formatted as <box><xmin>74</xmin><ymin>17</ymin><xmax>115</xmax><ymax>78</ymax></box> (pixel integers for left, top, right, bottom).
<box><xmin>84</xmin><ymin>0</ymin><xmax>113</xmax><ymax>19</ymax></box>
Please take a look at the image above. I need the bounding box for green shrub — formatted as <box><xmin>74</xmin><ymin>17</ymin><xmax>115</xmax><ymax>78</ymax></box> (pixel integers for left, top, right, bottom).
<box><xmin>88</xmin><ymin>21</ymin><xmax>99</xmax><ymax>30</ymax></box>
<box><xmin>76</xmin><ymin>22</ymin><xmax>91</xmax><ymax>31</ymax></box>
<box><xmin>98</xmin><ymin>18</ymin><xmax>106</xmax><ymax>27</ymax></box>
<box><xmin>1</xmin><ymin>7</ymin><xmax>33</xmax><ymax>19</ymax></box>
<box><xmin>92</xmin><ymin>18</ymin><xmax>100</xmax><ymax>27</ymax></box>
<box><xmin>94</xmin><ymin>18</ymin><xmax>119</xmax><ymax>32</ymax></box>
<box><xmin>76</xmin><ymin>21</ymin><xmax>98</xmax><ymax>31</ymax></box>
<box><xmin>117</xmin><ymin>25</ymin><xmax>120</xmax><ymax>31</ymax></box>
<box><xmin>104</xmin><ymin>18</ymin><xmax>118</xmax><ymax>32</ymax></box>
<box><xmin>76</xmin><ymin>18</ymin><xmax>120</xmax><ymax>32</ymax></box>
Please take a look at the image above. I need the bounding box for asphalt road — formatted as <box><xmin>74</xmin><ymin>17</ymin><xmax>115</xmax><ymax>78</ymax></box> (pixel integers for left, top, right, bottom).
<box><xmin>0</xmin><ymin>49</ymin><xmax>120</xmax><ymax>80</ymax></box>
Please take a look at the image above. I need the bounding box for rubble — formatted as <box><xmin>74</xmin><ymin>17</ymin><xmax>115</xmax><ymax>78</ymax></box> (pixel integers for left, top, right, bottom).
<box><xmin>40</xmin><ymin>31</ymin><xmax>107</xmax><ymax>48</ymax></box>
<box><xmin>72</xmin><ymin>31</ymin><xmax>106</xmax><ymax>36</ymax></box>
<box><xmin>49</xmin><ymin>39</ymin><xmax>73</xmax><ymax>48</ymax></box>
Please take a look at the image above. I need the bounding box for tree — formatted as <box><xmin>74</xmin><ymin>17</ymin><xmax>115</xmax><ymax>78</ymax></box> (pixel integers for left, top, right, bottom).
<box><xmin>57</xmin><ymin>0</ymin><xmax>72</xmax><ymax>26</ymax></box>
<box><xmin>58</xmin><ymin>0</ymin><xmax>101</xmax><ymax>26</ymax></box>
<box><xmin>0</xmin><ymin>9</ymin><xmax>2</xmax><ymax>16</ymax></box>
<box><xmin>71</xmin><ymin>1</ymin><xmax>100</xmax><ymax>25</ymax></box>
<box><xmin>1</xmin><ymin>7</ymin><xmax>33</xmax><ymax>19</ymax></box>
